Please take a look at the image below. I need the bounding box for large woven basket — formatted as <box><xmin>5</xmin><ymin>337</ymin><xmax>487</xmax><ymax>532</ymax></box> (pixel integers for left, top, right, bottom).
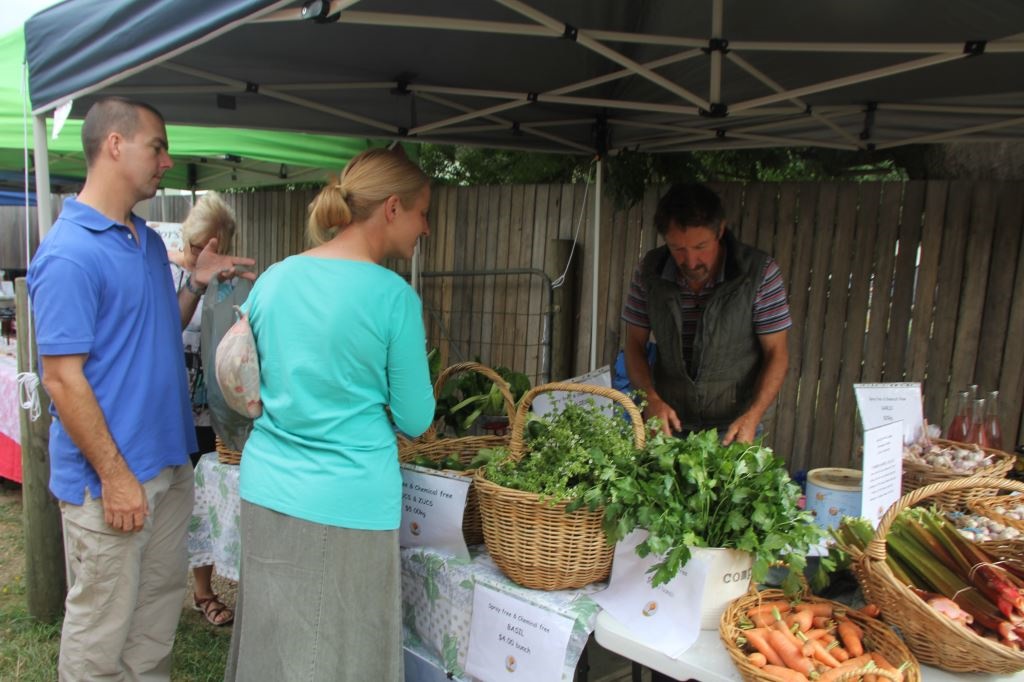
<box><xmin>473</xmin><ymin>382</ymin><xmax>646</xmax><ymax>591</ymax></box>
<box><xmin>398</xmin><ymin>361</ymin><xmax>517</xmax><ymax>546</ymax></box>
<box><xmin>850</xmin><ymin>475</ymin><xmax>1024</xmax><ymax>673</ymax></box>
<box><xmin>901</xmin><ymin>438</ymin><xmax>1013</xmax><ymax>510</ymax></box>
<box><xmin>720</xmin><ymin>586</ymin><xmax>920</xmax><ymax>682</ymax></box>
<box><xmin>969</xmin><ymin>493</ymin><xmax>1024</xmax><ymax>534</ymax></box>
<box><xmin>216</xmin><ymin>436</ymin><xmax>242</xmax><ymax>465</ymax></box>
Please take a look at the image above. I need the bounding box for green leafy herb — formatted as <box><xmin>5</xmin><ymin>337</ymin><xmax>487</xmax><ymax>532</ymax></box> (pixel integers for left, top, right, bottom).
<box><xmin>579</xmin><ymin>428</ymin><xmax>827</xmax><ymax>594</ymax></box>
<box><xmin>482</xmin><ymin>398</ymin><xmax>636</xmax><ymax>502</ymax></box>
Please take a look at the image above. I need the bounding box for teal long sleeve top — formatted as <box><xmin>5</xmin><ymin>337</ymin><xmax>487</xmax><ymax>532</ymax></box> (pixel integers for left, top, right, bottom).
<box><xmin>239</xmin><ymin>255</ymin><xmax>435</xmax><ymax>529</ymax></box>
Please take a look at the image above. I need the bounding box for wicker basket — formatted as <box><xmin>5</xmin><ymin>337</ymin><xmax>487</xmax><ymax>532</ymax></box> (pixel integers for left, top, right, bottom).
<box><xmin>398</xmin><ymin>361</ymin><xmax>517</xmax><ymax>546</ymax></box>
<box><xmin>850</xmin><ymin>475</ymin><xmax>1024</xmax><ymax>673</ymax></box>
<box><xmin>473</xmin><ymin>382</ymin><xmax>646</xmax><ymax>591</ymax></box>
<box><xmin>901</xmin><ymin>438</ymin><xmax>1014</xmax><ymax>510</ymax></box>
<box><xmin>969</xmin><ymin>493</ymin><xmax>1024</xmax><ymax>535</ymax></box>
<box><xmin>216</xmin><ymin>436</ymin><xmax>242</xmax><ymax>465</ymax></box>
<box><xmin>720</xmin><ymin>587</ymin><xmax>920</xmax><ymax>682</ymax></box>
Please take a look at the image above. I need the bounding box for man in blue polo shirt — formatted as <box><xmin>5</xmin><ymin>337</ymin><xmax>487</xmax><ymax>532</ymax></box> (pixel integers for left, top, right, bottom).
<box><xmin>28</xmin><ymin>97</ymin><xmax>255</xmax><ymax>681</ymax></box>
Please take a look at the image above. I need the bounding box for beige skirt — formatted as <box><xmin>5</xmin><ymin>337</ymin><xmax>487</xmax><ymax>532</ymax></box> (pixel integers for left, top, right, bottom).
<box><xmin>224</xmin><ymin>501</ymin><xmax>402</xmax><ymax>682</ymax></box>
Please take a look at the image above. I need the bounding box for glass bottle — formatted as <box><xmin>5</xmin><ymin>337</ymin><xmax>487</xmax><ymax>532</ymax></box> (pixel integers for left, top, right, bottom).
<box><xmin>967</xmin><ymin>398</ymin><xmax>988</xmax><ymax>447</ymax></box>
<box><xmin>983</xmin><ymin>390</ymin><xmax>1003</xmax><ymax>450</ymax></box>
<box><xmin>945</xmin><ymin>390</ymin><xmax>972</xmax><ymax>442</ymax></box>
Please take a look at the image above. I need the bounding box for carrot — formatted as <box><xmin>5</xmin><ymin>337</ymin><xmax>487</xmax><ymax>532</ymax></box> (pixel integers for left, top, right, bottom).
<box><xmin>870</xmin><ymin>652</ymin><xmax>904</xmax><ymax>682</ymax></box>
<box><xmin>748</xmin><ymin>601</ymin><xmax>793</xmax><ymax>618</ymax></box>
<box><xmin>761</xmin><ymin>664</ymin><xmax>810</xmax><ymax>682</ymax></box>
<box><xmin>741</xmin><ymin>628</ymin><xmax>784</xmax><ymax>667</ymax></box>
<box><xmin>767</xmin><ymin>628</ymin><xmax>816</xmax><ymax>677</ymax></box>
<box><xmin>748</xmin><ymin>652</ymin><xmax>768</xmax><ymax>668</ymax></box>
<box><xmin>815</xmin><ymin>655</ymin><xmax>874</xmax><ymax>682</ymax></box>
<box><xmin>826</xmin><ymin>641</ymin><xmax>849</xmax><ymax>663</ymax></box>
<box><xmin>837</xmin><ymin>619</ymin><xmax>864</xmax><ymax>657</ymax></box>
<box><xmin>786</xmin><ymin>609</ymin><xmax>815</xmax><ymax>632</ymax></box>
<box><xmin>812</xmin><ymin>616</ymin><xmax>834</xmax><ymax>629</ymax></box>
<box><xmin>797</xmin><ymin>632</ymin><xmax>841</xmax><ymax>668</ymax></box>
<box><xmin>859</xmin><ymin>603</ymin><xmax>881</xmax><ymax>618</ymax></box>
<box><xmin>795</xmin><ymin>603</ymin><xmax>834</xmax><ymax>618</ymax></box>
<box><xmin>804</xmin><ymin>628</ymin><xmax>830</xmax><ymax>641</ymax></box>
<box><xmin>772</xmin><ymin>609</ymin><xmax>805</xmax><ymax>648</ymax></box>
<box><xmin>749</xmin><ymin>612</ymin><xmax>778</xmax><ymax>628</ymax></box>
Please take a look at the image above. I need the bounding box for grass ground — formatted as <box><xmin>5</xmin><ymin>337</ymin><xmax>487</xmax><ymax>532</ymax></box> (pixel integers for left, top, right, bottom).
<box><xmin>0</xmin><ymin>484</ymin><xmax>233</xmax><ymax>681</ymax></box>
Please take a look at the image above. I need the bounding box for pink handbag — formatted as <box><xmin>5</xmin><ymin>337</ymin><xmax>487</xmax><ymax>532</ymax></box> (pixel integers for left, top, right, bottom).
<box><xmin>214</xmin><ymin>306</ymin><xmax>262</xmax><ymax>418</ymax></box>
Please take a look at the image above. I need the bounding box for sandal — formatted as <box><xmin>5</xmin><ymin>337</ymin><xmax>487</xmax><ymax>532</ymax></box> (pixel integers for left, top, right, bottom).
<box><xmin>193</xmin><ymin>593</ymin><xmax>234</xmax><ymax>626</ymax></box>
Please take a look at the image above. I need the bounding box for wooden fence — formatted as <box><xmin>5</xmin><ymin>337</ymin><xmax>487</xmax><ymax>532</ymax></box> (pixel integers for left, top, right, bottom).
<box><xmin>2</xmin><ymin>181</ymin><xmax>1022</xmax><ymax>472</ymax></box>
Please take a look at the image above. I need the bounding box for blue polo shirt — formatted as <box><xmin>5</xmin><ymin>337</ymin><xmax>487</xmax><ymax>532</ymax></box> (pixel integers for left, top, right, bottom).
<box><xmin>27</xmin><ymin>198</ymin><xmax>195</xmax><ymax>504</ymax></box>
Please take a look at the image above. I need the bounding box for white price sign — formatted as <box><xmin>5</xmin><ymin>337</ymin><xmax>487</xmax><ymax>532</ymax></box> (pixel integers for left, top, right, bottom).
<box><xmin>399</xmin><ymin>466</ymin><xmax>470</xmax><ymax>560</ymax></box>
<box><xmin>861</xmin><ymin>420</ymin><xmax>904</xmax><ymax>528</ymax></box>
<box><xmin>465</xmin><ymin>584</ymin><xmax>575</xmax><ymax>682</ymax></box>
<box><xmin>853</xmin><ymin>382</ymin><xmax>923</xmax><ymax>444</ymax></box>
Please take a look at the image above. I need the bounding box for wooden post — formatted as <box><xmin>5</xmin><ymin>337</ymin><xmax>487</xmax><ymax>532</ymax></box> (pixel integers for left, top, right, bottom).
<box><xmin>15</xmin><ymin>278</ymin><xmax>66</xmax><ymax>622</ymax></box>
<box><xmin>546</xmin><ymin>239</ymin><xmax>579</xmax><ymax>382</ymax></box>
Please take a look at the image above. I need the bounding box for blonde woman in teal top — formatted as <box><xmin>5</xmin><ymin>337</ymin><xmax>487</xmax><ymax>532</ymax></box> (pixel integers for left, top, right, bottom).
<box><xmin>226</xmin><ymin>149</ymin><xmax>435</xmax><ymax>682</ymax></box>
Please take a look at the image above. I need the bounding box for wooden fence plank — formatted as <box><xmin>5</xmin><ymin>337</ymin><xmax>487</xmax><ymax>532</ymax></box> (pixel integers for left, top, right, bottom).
<box><xmin>862</xmin><ymin>185</ymin><xmax>902</xmax><ymax>383</ymax></box>
<box><xmin>830</xmin><ymin>183</ymin><xmax>882</xmax><ymax>464</ymax></box>
<box><xmin>976</xmin><ymin>184</ymin><xmax>1023</xmax><ymax>392</ymax></box>
<box><xmin>811</xmin><ymin>184</ymin><xmax>859</xmax><ymax>465</ymax></box>
<box><xmin>1000</xmin><ymin>186</ymin><xmax>1024</xmax><ymax>449</ymax></box>
<box><xmin>766</xmin><ymin>184</ymin><xmax>797</xmax><ymax>454</ymax></box>
<box><xmin>773</xmin><ymin>184</ymin><xmax>818</xmax><ymax>464</ymax></box>
<box><xmin>883</xmin><ymin>182</ymin><xmax>924</xmax><ymax>381</ymax></box>
<box><xmin>907</xmin><ymin>182</ymin><xmax>948</xmax><ymax>387</ymax></box>
<box><xmin>948</xmin><ymin>182</ymin><xmax>997</xmax><ymax>412</ymax></box>
<box><xmin>924</xmin><ymin>181</ymin><xmax>972</xmax><ymax>425</ymax></box>
<box><xmin>602</xmin><ymin>197</ymin><xmax>628</xmax><ymax>367</ymax></box>
<box><xmin>791</xmin><ymin>183</ymin><xmax>837</xmax><ymax>472</ymax></box>
<box><xmin>574</xmin><ymin>184</ymin><xmax>595</xmax><ymax>375</ymax></box>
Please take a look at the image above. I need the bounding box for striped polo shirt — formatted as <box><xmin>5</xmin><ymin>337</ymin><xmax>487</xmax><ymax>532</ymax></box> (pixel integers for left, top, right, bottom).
<box><xmin>621</xmin><ymin>248</ymin><xmax>792</xmax><ymax>367</ymax></box>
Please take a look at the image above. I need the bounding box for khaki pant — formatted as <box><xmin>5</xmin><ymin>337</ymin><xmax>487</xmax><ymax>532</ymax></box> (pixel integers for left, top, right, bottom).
<box><xmin>59</xmin><ymin>465</ymin><xmax>194</xmax><ymax>682</ymax></box>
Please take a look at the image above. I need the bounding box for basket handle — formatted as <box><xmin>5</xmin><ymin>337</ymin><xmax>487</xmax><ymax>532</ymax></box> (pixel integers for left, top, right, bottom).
<box><xmin>508</xmin><ymin>382</ymin><xmax>646</xmax><ymax>461</ymax></box>
<box><xmin>833</xmin><ymin>666</ymin><xmax>902</xmax><ymax>682</ymax></box>
<box><xmin>421</xmin><ymin>361</ymin><xmax>517</xmax><ymax>441</ymax></box>
<box><xmin>866</xmin><ymin>475</ymin><xmax>1024</xmax><ymax>562</ymax></box>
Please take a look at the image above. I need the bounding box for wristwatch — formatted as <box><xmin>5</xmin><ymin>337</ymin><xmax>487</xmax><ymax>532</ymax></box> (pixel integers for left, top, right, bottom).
<box><xmin>185</xmin><ymin>275</ymin><xmax>207</xmax><ymax>296</ymax></box>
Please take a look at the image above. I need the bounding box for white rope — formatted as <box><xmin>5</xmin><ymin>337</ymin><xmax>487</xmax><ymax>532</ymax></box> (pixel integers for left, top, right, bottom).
<box><xmin>551</xmin><ymin>160</ymin><xmax>595</xmax><ymax>289</ymax></box>
<box><xmin>17</xmin><ymin>372</ymin><xmax>41</xmax><ymax>422</ymax></box>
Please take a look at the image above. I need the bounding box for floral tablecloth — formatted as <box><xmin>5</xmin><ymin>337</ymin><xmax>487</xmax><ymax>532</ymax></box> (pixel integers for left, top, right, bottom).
<box><xmin>188</xmin><ymin>451</ymin><xmax>241</xmax><ymax>579</ymax></box>
<box><xmin>189</xmin><ymin>451</ymin><xmax>602</xmax><ymax>681</ymax></box>
<box><xmin>0</xmin><ymin>344</ymin><xmax>22</xmax><ymax>482</ymax></box>
<box><xmin>401</xmin><ymin>546</ymin><xmax>601</xmax><ymax>681</ymax></box>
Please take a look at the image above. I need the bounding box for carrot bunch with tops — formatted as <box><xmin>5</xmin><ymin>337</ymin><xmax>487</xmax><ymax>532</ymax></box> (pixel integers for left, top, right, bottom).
<box><xmin>735</xmin><ymin>599</ymin><xmax>910</xmax><ymax>681</ymax></box>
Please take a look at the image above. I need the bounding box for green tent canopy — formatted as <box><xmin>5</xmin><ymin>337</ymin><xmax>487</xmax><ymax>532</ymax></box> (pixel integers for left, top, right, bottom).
<box><xmin>0</xmin><ymin>27</ymin><xmax>380</xmax><ymax>191</ymax></box>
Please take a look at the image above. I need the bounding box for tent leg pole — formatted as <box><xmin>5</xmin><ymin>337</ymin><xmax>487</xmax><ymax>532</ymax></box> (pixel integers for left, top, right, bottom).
<box><xmin>32</xmin><ymin>114</ymin><xmax>53</xmax><ymax>239</ymax></box>
<box><xmin>589</xmin><ymin>158</ymin><xmax>602</xmax><ymax>372</ymax></box>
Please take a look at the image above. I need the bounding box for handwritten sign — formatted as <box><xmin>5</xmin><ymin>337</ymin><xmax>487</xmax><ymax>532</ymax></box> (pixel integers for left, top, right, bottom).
<box><xmin>593</xmin><ymin>530</ymin><xmax>706</xmax><ymax>658</ymax></box>
<box><xmin>465</xmin><ymin>584</ymin><xmax>574</xmax><ymax>682</ymax></box>
<box><xmin>861</xmin><ymin>420</ymin><xmax>904</xmax><ymax>528</ymax></box>
<box><xmin>853</xmin><ymin>383</ymin><xmax>923</xmax><ymax>444</ymax></box>
<box><xmin>399</xmin><ymin>465</ymin><xmax>470</xmax><ymax>560</ymax></box>
<box><xmin>532</xmin><ymin>366</ymin><xmax>614</xmax><ymax>418</ymax></box>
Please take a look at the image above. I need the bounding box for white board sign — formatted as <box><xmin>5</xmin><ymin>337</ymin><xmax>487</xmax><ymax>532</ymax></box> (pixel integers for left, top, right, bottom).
<box><xmin>399</xmin><ymin>465</ymin><xmax>470</xmax><ymax>560</ymax></box>
<box><xmin>853</xmin><ymin>382</ymin><xmax>923</xmax><ymax>444</ymax></box>
<box><xmin>532</xmin><ymin>365</ymin><xmax>614</xmax><ymax>418</ymax></box>
<box><xmin>592</xmin><ymin>530</ymin><xmax>706</xmax><ymax>658</ymax></box>
<box><xmin>861</xmin><ymin>420</ymin><xmax>904</xmax><ymax>528</ymax></box>
<box><xmin>465</xmin><ymin>583</ymin><xmax>575</xmax><ymax>682</ymax></box>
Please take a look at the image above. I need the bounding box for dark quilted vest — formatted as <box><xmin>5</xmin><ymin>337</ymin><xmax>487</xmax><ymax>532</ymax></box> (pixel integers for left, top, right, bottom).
<box><xmin>640</xmin><ymin>231</ymin><xmax>769</xmax><ymax>431</ymax></box>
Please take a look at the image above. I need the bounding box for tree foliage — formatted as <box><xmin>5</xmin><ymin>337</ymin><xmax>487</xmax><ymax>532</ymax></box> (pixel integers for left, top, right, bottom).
<box><xmin>418</xmin><ymin>143</ymin><xmax>909</xmax><ymax>208</ymax></box>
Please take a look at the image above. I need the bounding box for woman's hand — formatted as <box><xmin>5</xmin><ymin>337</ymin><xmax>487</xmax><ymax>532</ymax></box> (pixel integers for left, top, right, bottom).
<box><xmin>193</xmin><ymin>238</ymin><xmax>257</xmax><ymax>286</ymax></box>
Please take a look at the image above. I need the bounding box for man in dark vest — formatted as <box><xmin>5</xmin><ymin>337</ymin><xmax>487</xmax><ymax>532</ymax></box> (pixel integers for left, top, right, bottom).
<box><xmin>621</xmin><ymin>183</ymin><xmax>791</xmax><ymax>444</ymax></box>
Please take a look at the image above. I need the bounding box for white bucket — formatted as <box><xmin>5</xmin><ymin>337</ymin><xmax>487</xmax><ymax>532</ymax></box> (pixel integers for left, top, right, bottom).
<box><xmin>805</xmin><ymin>467</ymin><xmax>862</xmax><ymax>533</ymax></box>
<box><xmin>692</xmin><ymin>546</ymin><xmax>754</xmax><ymax>629</ymax></box>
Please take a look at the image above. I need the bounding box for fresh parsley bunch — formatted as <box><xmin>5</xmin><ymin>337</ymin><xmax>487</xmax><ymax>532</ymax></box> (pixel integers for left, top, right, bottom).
<box><xmin>483</xmin><ymin>398</ymin><xmax>637</xmax><ymax>502</ymax></box>
<box><xmin>572</xmin><ymin>428</ymin><xmax>827</xmax><ymax>595</ymax></box>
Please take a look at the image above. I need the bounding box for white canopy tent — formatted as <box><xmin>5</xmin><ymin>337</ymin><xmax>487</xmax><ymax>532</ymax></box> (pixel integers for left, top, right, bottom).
<box><xmin>23</xmin><ymin>0</ymin><xmax>1024</xmax><ymax>368</ymax></box>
